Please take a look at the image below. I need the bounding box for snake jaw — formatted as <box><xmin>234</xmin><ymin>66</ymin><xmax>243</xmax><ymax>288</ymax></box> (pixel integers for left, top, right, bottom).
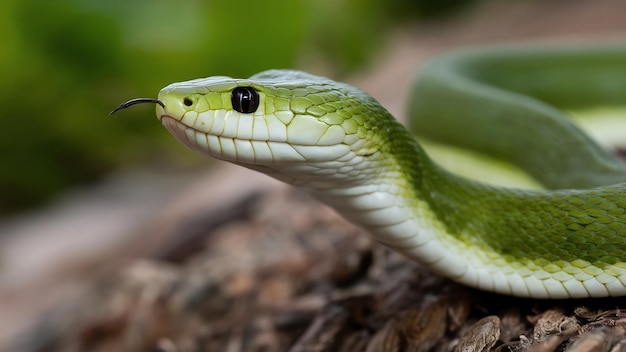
<box><xmin>159</xmin><ymin>113</ymin><xmax>354</xmax><ymax>168</ymax></box>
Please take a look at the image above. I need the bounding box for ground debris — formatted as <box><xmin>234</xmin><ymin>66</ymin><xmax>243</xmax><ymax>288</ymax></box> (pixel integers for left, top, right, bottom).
<box><xmin>455</xmin><ymin>316</ymin><xmax>500</xmax><ymax>352</ymax></box>
<box><xmin>12</xmin><ymin>189</ymin><xmax>626</xmax><ymax>352</ymax></box>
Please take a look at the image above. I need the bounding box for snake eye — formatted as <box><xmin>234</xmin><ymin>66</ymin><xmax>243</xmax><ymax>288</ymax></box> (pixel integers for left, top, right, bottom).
<box><xmin>231</xmin><ymin>86</ymin><xmax>259</xmax><ymax>114</ymax></box>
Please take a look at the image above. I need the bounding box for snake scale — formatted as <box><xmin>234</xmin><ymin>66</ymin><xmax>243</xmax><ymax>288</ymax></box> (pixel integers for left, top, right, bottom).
<box><xmin>113</xmin><ymin>44</ymin><xmax>626</xmax><ymax>298</ymax></box>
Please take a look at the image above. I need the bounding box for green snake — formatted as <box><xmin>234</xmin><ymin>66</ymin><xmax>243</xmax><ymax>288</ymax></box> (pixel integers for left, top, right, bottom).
<box><xmin>113</xmin><ymin>44</ymin><xmax>626</xmax><ymax>299</ymax></box>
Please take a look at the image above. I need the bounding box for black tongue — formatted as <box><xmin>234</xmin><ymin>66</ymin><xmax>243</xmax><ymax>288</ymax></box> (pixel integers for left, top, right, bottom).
<box><xmin>110</xmin><ymin>98</ymin><xmax>165</xmax><ymax>115</ymax></box>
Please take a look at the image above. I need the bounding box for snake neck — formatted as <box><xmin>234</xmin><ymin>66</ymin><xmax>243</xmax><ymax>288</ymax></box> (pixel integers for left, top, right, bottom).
<box><xmin>248</xmin><ymin>117</ymin><xmax>461</xmax><ymax>250</ymax></box>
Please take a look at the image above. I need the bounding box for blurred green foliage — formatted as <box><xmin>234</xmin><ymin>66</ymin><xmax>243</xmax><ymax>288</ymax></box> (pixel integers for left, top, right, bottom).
<box><xmin>0</xmin><ymin>0</ymin><xmax>473</xmax><ymax>213</ymax></box>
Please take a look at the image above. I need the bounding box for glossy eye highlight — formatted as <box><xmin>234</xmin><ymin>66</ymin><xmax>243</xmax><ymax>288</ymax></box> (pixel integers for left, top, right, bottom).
<box><xmin>231</xmin><ymin>86</ymin><xmax>259</xmax><ymax>114</ymax></box>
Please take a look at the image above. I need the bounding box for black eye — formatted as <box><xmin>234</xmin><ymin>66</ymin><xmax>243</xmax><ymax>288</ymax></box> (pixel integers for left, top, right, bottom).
<box><xmin>231</xmin><ymin>86</ymin><xmax>259</xmax><ymax>114</ymax></box>
<box><xmin>183</xmin><ymin>97</ymin><xmax>193</xmax><ymax>107</ymax></box>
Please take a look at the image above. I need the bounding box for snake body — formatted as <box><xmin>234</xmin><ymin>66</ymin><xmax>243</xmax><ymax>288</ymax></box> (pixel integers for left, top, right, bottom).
<box><xmin>147</xmin><ymin>44</ymin><xmax>626</xmax><ymax>298</ymax></box>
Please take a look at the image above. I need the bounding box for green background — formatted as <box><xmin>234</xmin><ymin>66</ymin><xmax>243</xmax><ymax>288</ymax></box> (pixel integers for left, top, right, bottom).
<box><xmin>0</xmin><ymin>0</ymin><xmax>471</xmax><ymax>213</ymax></box>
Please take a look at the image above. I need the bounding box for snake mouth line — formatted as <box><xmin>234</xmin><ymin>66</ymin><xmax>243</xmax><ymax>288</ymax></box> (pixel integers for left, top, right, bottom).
<box><xmin>158</xmin><ymin>115</ymin><xmax>337</xmax><ymax>146</ymax></box>
<box><xmin>159</xmin><ymin>115</ymin><xmax>292</xmax><ymax>163</ymax></box>
<box><xmin>160</xmin><ymin>115</ymin><xmax>216</xmax><ymax>151</ymax></box>
<box><xmin>159</xmin><ymin>115</ymin><xmax>351</xmax><ymax>164</ymax></box>
<box><xmin>159</xmin><ymin>114</ymin><xmax>267</xmax><ymax>143</ymax></box>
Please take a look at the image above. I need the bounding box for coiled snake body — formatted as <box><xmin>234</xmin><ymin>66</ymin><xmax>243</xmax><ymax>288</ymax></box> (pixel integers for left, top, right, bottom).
<box><xmin>114</xmin><ymin>44</ymin><xmax>626</xmax><ymax>298</ymax></box>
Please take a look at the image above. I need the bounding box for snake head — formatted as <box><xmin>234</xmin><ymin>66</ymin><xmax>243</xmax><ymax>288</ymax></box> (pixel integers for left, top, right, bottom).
<box><xmin>156</xmin><ymin>70</ymin><xmax>393</xmax><ymax>183</ymax></box>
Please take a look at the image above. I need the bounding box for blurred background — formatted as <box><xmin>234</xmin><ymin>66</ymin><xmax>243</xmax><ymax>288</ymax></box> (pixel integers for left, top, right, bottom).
<box><xmin>0</xmin><ymin>0</ymin><xmax>469</xmax><ymax>214</ymax></box>
<box><xmin>1</xmin><ymin>0</ymin><xmax>626</xmax><ymax>350</ymax></box>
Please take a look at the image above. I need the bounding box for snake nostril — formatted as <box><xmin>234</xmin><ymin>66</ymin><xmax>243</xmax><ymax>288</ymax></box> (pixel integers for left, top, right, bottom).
<box><xmin>183</xmin><ymin>97</ymin><xmax>193</xmax><ymax>107</ymax></box>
